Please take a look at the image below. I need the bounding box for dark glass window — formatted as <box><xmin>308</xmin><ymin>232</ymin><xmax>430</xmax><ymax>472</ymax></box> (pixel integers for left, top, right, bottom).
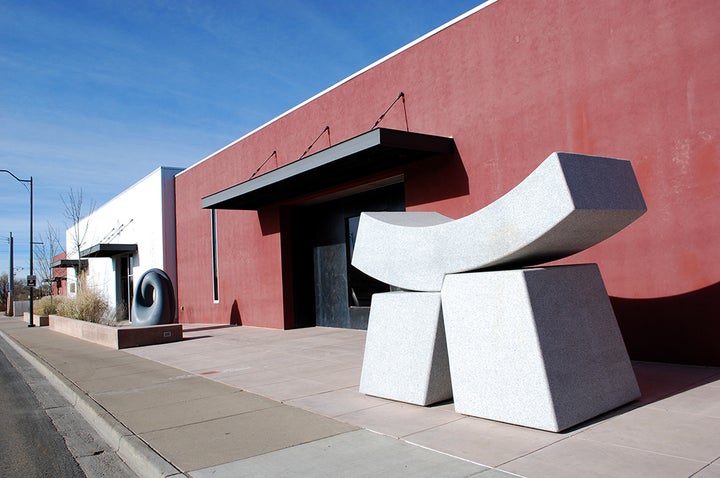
<box><xmin>211</xmin><ymin>209</ymin><xmax>219</xmax><ymax>302</ymax></box>
<box><xmin>345</xmin><ymin>215</ymin><xmax>391</xmax><ymax>307</ymax></box>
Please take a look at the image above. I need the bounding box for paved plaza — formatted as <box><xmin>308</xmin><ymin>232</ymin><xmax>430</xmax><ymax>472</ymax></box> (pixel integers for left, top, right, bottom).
<box><xmin>1</xmin><ymin>318</ymin><xmax>719</xmax><ymax>477</ymax></box>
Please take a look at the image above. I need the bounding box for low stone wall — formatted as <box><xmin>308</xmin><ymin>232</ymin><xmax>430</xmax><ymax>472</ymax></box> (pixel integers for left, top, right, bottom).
<box><xmin>48</xmin><ymin>315</ymin><xmax>183</xmax><ymax>349</ymax></box>
<box><xmin>116</xmin><ymin>324</ymin><xmax>183</xmax><ymax>349</ymax></box>
<box><xmin>22</xmin><ymin>312</ymin><xmax>50</xmax><ymax>326</ymax></box>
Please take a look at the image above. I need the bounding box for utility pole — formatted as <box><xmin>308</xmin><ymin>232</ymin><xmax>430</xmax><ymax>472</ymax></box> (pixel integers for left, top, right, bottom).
<box><xmin>29</xmin><ymin>175</ymin><xmax>34</xmax><ymax>326</ymax></box>
<box><xmin>1</xmin><ymin>170</ymin><xmax>34</xmax><ymax>327</ymax></box>
<box><xmin>7</xmin><ymin>232</ymin><xmax>13</xmax><ymax>316</ymax></box>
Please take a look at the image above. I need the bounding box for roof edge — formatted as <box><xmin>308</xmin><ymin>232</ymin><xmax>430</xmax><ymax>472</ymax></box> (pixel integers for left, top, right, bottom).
<box><xmin>177</xmin><ymin>0</ymin><xmax>498</xmax><ymax>178</ymax></box>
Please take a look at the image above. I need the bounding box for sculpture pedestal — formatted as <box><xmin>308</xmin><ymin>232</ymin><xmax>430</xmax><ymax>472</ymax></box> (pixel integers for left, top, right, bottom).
<box><xmin>441</xmin><ymin>264</ymin><xmax>640</xmax><ymax>432</ymax></box>
<box><xmin>359</xmin><ymin>292</ymin><xmax>452</xmax><ymax>406</ymax></box>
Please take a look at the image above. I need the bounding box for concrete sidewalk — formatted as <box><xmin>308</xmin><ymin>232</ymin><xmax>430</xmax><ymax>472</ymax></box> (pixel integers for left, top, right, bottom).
<box><xmin>2</xmin><ymin>318</ymin><xmax>719</xmax><ymax>477</ymax></box>
<box><xmin>0</xmin><ymin>319</ymin><xmax>500</xmax><ymax>477</ymax></box>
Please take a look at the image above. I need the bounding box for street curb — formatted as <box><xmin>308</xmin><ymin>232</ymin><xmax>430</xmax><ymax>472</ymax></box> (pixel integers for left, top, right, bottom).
<box><xmin>0</xmin><ymin>330</ymin><xmax>185</xmax><ymax>478</ymax></box>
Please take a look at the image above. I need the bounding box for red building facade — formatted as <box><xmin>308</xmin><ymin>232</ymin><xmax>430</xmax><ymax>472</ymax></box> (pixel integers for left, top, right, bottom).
<box><xmin>175</xmin><ymin>0</ymin><xmax>720</xmax><ymax>365</ymax></box>
<box><xmin>51</xmin><ymin>251</ymin><xmax>68</xmax><ymax>296</ymax></box>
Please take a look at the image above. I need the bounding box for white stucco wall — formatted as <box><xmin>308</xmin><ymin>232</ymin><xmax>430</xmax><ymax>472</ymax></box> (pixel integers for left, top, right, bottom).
<box><xmin>65</xmin><ymin>167</ymin><xmax>183</xmax><ymax>317</ymax></box>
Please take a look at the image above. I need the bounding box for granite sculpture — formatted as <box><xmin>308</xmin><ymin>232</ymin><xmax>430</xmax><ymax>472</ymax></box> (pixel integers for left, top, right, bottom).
<box><xmin>132</xmin><ymin>268</ymin><xmax>176</xmax><ymax>327</ymax></box>
<box><xmin>442</xmin><ymin>265</ymin><xmax>640</xmax><ymax>432</ymax></box>
<box><xmin>353</xmin><ymin>152</ymin><xmax>646</xmax><ymax>431</ymax></box>
<box><xmin>351</xmin><ymin>152</ymin><xmax>647</xmax><ymax>291</ymax></box>
<box><xmin>359</xmin><ymin>291</ymin><xmax>452</xmax><ymax>406</ymax></box>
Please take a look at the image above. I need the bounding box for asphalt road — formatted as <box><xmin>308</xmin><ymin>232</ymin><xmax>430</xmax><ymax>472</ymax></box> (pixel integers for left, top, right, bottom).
<box><xmin>0</xmin><ymin>335</ymin><xmax>136</xmax><ymax>478</ymax></box>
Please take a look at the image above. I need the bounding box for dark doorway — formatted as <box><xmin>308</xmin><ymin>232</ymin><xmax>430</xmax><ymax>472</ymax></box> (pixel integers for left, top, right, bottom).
<box><xmin>117</xmin><ymin>255</ymin><xmax>133</xmax><ymax>321</ymax></box>
<box><xmin>291</xmin><ymin>182</ymin><xmax>405</xmax><ymax>329</ymax></box>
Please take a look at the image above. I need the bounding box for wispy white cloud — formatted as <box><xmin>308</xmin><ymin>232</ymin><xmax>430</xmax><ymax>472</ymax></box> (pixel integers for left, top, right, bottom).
<box><xmin>1</xmin><ymin>0</ymin><xmax>483</xmax><ymax>274</ymax></box>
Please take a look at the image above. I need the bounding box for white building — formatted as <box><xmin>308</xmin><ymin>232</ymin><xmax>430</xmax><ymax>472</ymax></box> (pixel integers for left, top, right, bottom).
<box><xmin>65</xmin><ymin>167</ymin><xmax>183</xmax><ymax>320</ymax></box>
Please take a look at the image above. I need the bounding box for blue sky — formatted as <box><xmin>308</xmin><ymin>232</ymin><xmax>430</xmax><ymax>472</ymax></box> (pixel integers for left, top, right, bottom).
<box><xmin>0</xmin><ymin>0</ymin><xmax>484</xmax><ymax>277</ymax></box>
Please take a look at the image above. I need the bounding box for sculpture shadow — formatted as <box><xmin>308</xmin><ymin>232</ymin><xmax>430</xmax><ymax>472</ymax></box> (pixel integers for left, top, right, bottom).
<box><xmin>230</xmin><ymin>299</ymin><xmax>242</xmax><ymax>326</ymax></box>
<box><xmin>182</xmin><ymin>325</ymin><xmax>236</xmax><ymax>334</ymax></box>
<box><xmin>560</xmin><ymin>359</ymin><xmax>720</xmax><ymax>434</ymax></box>
<box><xmin>611</xmin><ymin>281</ymin><xmax>720</xmax><ymax>367</ymax></box>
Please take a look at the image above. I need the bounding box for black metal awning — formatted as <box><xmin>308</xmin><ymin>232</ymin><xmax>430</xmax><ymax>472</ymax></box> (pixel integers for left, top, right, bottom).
<box><xmin>201</xmin><ymin>128</ymin><xmax>455</xmax><ymax>210</ymax></box>
<box><xmin>80</xmin><ymin>243</ymin><xmax>137</xmax><ymax>258</ymax></box>
<box><xmin>51</xmin><ymin>259</ymin><xmax>88</xmax><ymax>269</ymax></box>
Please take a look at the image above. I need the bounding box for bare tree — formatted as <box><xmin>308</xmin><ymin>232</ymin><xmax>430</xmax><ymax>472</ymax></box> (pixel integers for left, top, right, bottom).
<box><xmin>0</xmin><ymin>273</ymin><xmax>7</xmax><ymax>312</ymax></box>
<box><xmin>34</xmin><ymin>222</ymin><xmax>63</xmax><ymax>299</ymax></box>
<box><xmin>62</xmin><ymin>188</ymin><xmax>95</xmax><ymax>293</ymax></box>
<box><xmin>0</xmin><ymin>275</ymin><xmax>29</xmax><ymax>311</ymax></box>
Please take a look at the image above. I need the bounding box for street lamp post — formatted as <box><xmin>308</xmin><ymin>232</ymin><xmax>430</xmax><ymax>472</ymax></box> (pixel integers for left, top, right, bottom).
<box><xmin>1</xmin><ymin>170</ymin><xmax>34</xmax><ymax>327</ymax></box>
<box><xmin>7</xmin><ymin>232</ymin><xmax>14</xmax><ymax>316</ymax></box>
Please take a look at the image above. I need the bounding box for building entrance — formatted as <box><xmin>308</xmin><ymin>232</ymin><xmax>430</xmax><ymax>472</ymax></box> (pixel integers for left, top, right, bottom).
<box><xmin>291</xmin><ymin>182</ymin><xmax>405</xmax><ymax>329</ymax></box>
<box><xmin>117</xmin><ymin>255</ymin><xmax>133</xmax><ymax>321</ymax></box>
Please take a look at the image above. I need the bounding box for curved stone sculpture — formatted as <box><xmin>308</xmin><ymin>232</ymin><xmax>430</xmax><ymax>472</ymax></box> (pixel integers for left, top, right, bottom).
<box><xmin>351</xmin><ymin>152</ymin><xmax>647</xmax><ymax>291</ymax></box>
<box><xmin>132</xmin><ymin>268</ymin><xmax>176</xmax><ymax>327</ymax></box>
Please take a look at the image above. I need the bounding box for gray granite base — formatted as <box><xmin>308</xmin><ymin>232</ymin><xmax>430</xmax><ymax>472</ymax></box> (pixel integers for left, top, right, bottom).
<box><xmin>441</xmin><ymin>264</ymin><xmax>640</xmax><ymax>432</ymax></box>
<box><xmin>359</xmin><ymin>292</ymin><xmax>452</xmax><ymax>406</ymax></box>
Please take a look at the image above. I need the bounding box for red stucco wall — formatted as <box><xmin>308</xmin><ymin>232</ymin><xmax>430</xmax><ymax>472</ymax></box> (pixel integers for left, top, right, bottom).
<box><xmin>175</xmin><ymin>0</ymin><xmax>719</xmax><ymax>364</ymax></box>
<box><xmin>52</xmin><ymin>251</ymin><xmax>67</xmax><ymax>296</ymax></box>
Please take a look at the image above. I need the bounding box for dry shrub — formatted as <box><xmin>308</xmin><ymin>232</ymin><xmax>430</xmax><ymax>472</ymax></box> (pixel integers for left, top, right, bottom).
<box><xmin>115</xmin><ymin>301</ymin><xmax>128</xmax><ymax>322</ymax></box>
<box><xmin>34</xmin><ymin>295</ymin><xmax>68</xmax><ymax>316</ymax></box>
<box><xmin>57</xmin><ymin>288</ymin><xmax>109</xmax><ymax>323</ymax></box>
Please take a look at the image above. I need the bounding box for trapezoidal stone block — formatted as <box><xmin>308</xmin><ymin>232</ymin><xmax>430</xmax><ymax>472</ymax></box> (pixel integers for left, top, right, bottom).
<box><xmin>359</xmin><ymin>291</ymin><xmax>452</xmax><ymax>406</ymax></box>
<box><xmin>441</xmin><ymin>264</ymin><xmax>640</xmax><ymax>432</ymax></box>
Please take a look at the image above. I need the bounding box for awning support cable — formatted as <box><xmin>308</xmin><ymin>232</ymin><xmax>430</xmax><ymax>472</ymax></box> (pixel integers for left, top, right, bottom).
<box><xmin>371</xmin><ymin>91</ymin><xmax>407</xmax><ymax>131</ymax></box>
<box><xmin>249</xmin><ymin>150</ymin><xmax>277</xmax><ymax>179</ymax></box>
<box><xmin>99</xmin><ymin>218</ymin><xmax>134</xmax><ymax>243</ymax></box>
<box><xmin>298</xmin><ymin>125</ymin><xmax>331</xmax><ymax>160</ymax></box>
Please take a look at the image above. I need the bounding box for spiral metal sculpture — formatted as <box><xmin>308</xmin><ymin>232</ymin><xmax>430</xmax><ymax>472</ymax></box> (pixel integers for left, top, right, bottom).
<box><xmin>131</xmin><ymin>268</ymin><xmax>176</xmax><ymax>327</ymax></box>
